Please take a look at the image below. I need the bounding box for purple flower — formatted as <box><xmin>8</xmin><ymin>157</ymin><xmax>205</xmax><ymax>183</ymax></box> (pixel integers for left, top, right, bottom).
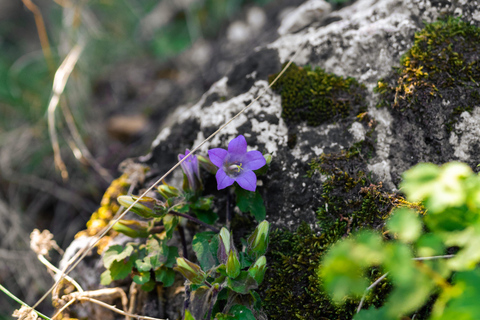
<box><xmin>208</xmin><ymin>135</ymin><xmax>266</xmax><ymax>192</ymax></box>
<box><xmin>178</xmin><ymin>149</ymin><xmax>202</xmax><ymax>191</ymax></box>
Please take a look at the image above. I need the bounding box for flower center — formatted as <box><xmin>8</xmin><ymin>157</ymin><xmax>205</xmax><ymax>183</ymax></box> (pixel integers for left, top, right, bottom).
<box><xmin>225</xmin><ymin>162</ymin><xmax>243</xmax><ymax>178</ymax></box>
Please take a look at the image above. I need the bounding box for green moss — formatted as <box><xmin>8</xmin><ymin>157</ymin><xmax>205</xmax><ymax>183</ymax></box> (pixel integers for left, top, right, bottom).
<box><xmin>260</xmin><ymin>223</ymin><xmax>391</xmax><ymax>320</ymax></box>
<box><xmin>375</xmin><ymin>17</ymin><xmax>480</xmax><ymax>130</ymax></box>
<box><xmin>269</xmin><ymin>63</ymin><xmax>367</xmax><ymax>126</ymax></box>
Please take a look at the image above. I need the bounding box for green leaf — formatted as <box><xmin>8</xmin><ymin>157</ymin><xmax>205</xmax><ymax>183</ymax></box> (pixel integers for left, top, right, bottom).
<box><xmin>192</xmin><ymin>231</ymin><xmax>219</xmax><ymax>270</ymax></box>
<box><xmin>438</xmin><ymin>269</ymin><xmax>480</xmax><ymax>320</ymax></box>
<box><xmin>387</xmin><ymin>208</ymin><xmax>422</xmax><ymax>243</ymax></box>
<box><xmin>109</xmin><ymin>258</ymin><xmax>134</xmax><ymax>281</ymax></box>
<box><xmin>354</xmin><ymin>306</ymin><xmax>390</xmax><ymax>320</ymax></box>
<box><xmin>100</xmin><ymin>270</ymin><xmax>112</xmax><ymax>285</ymax></box>
<box><xmin>416</xmin><ymin>233</ymin><xmax>445</xmax><ymax>257</ymax></box>
<box><xmin>194</xmin><ymin>209</ymin><xmax>219</xmax><ymax>225</ymax></box>
<box><xmin>401</xmin><ymin>162</ymin><xmax>472</xmax><ymax>213</ymax></box>
<box><xmin>164</xmin><ymin>214</ymin><xmax>179</xmax><ymax>240</ymax></box>
<box><xmin>133</xmin><ymin>271</ymin><xmax>151</xmax><ymax>285</ymax></box>
<box><xmin>183</xmin><ymin>310</ymin><xmax>195</xmax><ymax>320</ymax></box>
<box><xmin>226</xmin><ymin>271</ymin><xmax>258</xmax><ymax>294</ymax></box>
<box><xmin>103</xmin><ymin>244</ymin><xmax>134</xmax><ymax>269</ymax></box>
<box><xmin>235</xmin><ymin>188</ymin><xmax>266</xmax><ymax>221</ymax></box>
<box><xmin>250</xmin><ymin>291</ymin><xmax>262</xmax><ymax>311</ymax></box>
<box><xmin>155</xmin><ymin>267</ymin><xmax>176</xmax><ymax>287</ymax></box>
<box><xmin>400</xmin><ymin>163</ymin><xmax>441</xmax><ymax>202</ymax></box>
<box><xmin>228</xmin><ymin>305</ymin><xmax>256</xmax><ymax>320</ymax></box>
<box><xmin>141</xmin><ymin>278</ymin><xmax>156</xmax><ymax>292</ymax></box>
<box><xmin>165</xmin><ymin>246</ymin><xmax>179</xmax><ymax>268</ymax></box>
<box><xmin>319</xmin><ymin>231</ymin><xmax>385</xmax><ymax>302</ymax></box>
<box><xmin>382</xmin><ymin>243</ymin><xmax>434</xmax><ymax>317</ymax></box>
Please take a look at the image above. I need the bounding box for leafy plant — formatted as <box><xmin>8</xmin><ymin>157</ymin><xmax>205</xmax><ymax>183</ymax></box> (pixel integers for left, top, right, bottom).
<box><xmin>320</xmin><ymin>162</ymin><xmax>480</xmax><ymax>319</ymax></box>
<box><xmin>100</xmin><ymin>136</ymin><xmax>271</xmax><ymax>319</ymax></box>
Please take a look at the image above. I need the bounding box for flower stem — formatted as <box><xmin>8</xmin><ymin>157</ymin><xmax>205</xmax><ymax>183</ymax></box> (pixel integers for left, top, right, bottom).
<box><xmin>0</xmin><ymin>284</ymin><xmax>52</xmax><ymax>320</ymax></box>
<box><xmin>169</xmin><ymin>211</ymin><xmax>220</xmax><ymax>233</ymax></box>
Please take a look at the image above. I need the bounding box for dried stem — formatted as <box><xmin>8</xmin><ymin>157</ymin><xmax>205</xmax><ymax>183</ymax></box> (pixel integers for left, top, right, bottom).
<box><xmin>47</xmin><ymin>43</ymin><xmax>84</xmax><ymax>181</ymax></box>
<box><xmin>21</xmin><ymin>0</ymin><xmax>55</xmax><ymax>72</ymax></box>
<box><xmin>60</xmin><ymin>98</ymin><xmax>113</xmax><ymax>183</ymax></box>
<box><xmin>37</xmin><ymin>255</ymin><xmax>84</xmax><ymax>293</ymax></box>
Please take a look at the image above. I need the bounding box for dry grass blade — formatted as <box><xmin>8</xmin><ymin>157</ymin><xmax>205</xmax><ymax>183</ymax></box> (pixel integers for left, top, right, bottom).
<box><xmin>21</xmin><ymin>0</ymin><xmax>55</xmax><ymax>72</ymax></box>
<box><xmin>60</xmin><ymin>98</ymin><xmax>113</xmax><ymax>183</ymax></box>
<box><xmin>31</xmin><ymin>40</ymin><xmax>306</xmax><ymax>313</ymax></box>
<box><xmin>47</xmin><ymin>43</ymin><xmax>84</xmax><ymax>181</ymax></box>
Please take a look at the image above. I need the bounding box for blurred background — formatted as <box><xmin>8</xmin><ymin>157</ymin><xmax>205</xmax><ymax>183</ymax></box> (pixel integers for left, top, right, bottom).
<box><xmin>0</xmin><ymin>0</ymin><xmax>348</xmax><ymax>317</ymax></box>
<box><xmin>0</xmin><ymin>0</ymin><xmax>276</xmax><ymax>316</ymax></box>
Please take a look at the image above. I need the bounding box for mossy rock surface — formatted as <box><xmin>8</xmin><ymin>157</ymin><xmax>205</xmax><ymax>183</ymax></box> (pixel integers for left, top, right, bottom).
<box><xmin>376</xmin><ymin>17</ymin><xmax>480</xmax><ymax>182</ymax></box>
<box><xmin>269</xmin><ymin>63</ymin><xmax>367</xmax><ymax>127</ymax></box>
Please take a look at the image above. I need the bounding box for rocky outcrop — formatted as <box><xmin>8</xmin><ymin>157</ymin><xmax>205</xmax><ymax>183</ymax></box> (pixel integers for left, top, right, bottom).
<box><xmin>62</xmin><ymin>0</ymin><xmax>480</xmax><ymax>318</ymax></box>
<box><xmin>144</xmin><ymin>0</ymin><xmax>480</xmax><ymax>231</ymax></box>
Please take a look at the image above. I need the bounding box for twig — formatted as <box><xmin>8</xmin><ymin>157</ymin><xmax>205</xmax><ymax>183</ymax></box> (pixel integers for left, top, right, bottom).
<box><xmin>37</xmin><ymin>255</ymin><xmax>84</xmax><ymax>293</ymax></box>
<box><xmin>412</xmin><ymin>255</ymin><xmax>454</xmax><ymax>261</ymax></box>
<box><xmin>78</xmin><ymin>296</ymin><xmax>164</xmax><ymax>320</ymax></box>
<box><xmin>51</xmin><ymin>298</ymin><xmax>76</xmax><ymax>320</ymax></box>
<box><xmin>169</xmin><ymin>211</ymin><xmax>220</xmax><ymax>233</ymax></box>
<box><xmin>60</xmin><ymin>98</ymin><xmax>113</xmax><ymax>183</ymax></box>
<box><xmin>47</xmin><ymin>43</ymin><xmax>84</xmax><ymax>181</ymax></box>
<box><xmin>357</xmin><ymin>272</ymin><xmax>389</xmax><ymax>313</ymax></box>
<box><xmin>356</xmin><ymin>254</ymin><xmax>456</xmax><ymax>313</ymax></box>
<box><xmin>31</xmin><ymin>39</ymin><xmax>306</xmax><ymax>311</ymax></box>
<box><xmin>0</xmin><ymin>284</ymin><xmax>52</xmax><ymax>320</ymax></box>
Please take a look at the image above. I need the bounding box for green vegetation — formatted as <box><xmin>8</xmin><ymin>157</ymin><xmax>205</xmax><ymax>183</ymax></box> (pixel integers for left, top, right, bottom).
<box><xmin>321</xmin><ymin>162</ymin><xmax>480</xmax><ymax>320</ymax></box>
<box><xmin>269</xmin><ymin>63</ymin><xmax>367</xmax><ymax>126</ymax></box>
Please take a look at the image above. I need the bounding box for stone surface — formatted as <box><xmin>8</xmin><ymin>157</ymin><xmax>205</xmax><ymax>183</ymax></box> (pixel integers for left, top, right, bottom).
<box><xmin>146</xmin><ymin>0</ymin><xmax>480</xmax><ymax>231</ymax></box>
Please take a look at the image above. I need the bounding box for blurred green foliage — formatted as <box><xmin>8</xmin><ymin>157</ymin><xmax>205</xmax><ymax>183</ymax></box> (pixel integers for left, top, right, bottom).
<box><xmin>320</xmin><ymin>162</ymin><xmax>480</xmax><ymax>319</ymax></box>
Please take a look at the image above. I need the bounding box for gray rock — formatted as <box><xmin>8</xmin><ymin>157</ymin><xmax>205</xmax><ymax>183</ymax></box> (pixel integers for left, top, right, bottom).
<box><xmin>145</xmin><ymin>0</ymin><xmax>480</xmax><ymax>232</ymax></box>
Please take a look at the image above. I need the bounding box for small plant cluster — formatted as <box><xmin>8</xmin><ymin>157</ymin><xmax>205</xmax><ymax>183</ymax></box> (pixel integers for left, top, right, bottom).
<box><xmin>320</xmin><ymin>162</ymin><xmax>480</xmax><ymax>319</ymax></box>
<box><xmin>100</xmin><ymin>135</ymin><xmax>271</xmax><ymax>319</ymax></box>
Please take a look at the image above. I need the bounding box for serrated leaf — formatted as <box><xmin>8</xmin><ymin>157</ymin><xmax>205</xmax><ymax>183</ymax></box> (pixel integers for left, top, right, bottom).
<box><xmin>100</xmin><ymin>270</ymin><xmax>112</xmax><ymax>285</ymax></box>
<box><xmin>155</xmin><ymin>267</ymin><xmax>176</xmax><ymax>287</ymax></box>
<box><xmin>193</xmin><ymin>231</ymin><xmax>219</xmax><ymax>270</ymax></box>
<box><xmin>133</xmin><ymin>271</ymin><xmax>151</xmax><ymax>285</ymax></box>
<box><xmin>235</xmin><ymin>188</ymin><xmax>266</xmax><ymax>221</ymax></box>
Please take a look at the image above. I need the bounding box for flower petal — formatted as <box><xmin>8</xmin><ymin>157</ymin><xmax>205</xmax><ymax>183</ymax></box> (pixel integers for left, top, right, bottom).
<box><xmin>216</xmin><ymin>169</ymin><xmax>235</xmax><ymax>190</ymax></box>
<box><xmin>236</xmin><ymin>170</ymin><xmax>257</xmax><ymax>192</ymax></box>
<box><xmin>208</xmin><ymin>148</ymin><xmax>228</xmax><ymax>168</ymax></box>
<box><xmin>228</xmin><ymin>135</ymin><xmax>247</xmax><ymax>155</ymax></box>
<box><xmin>243</xmin><ymin>150</ymin><xmax>266</xmax><ymax>170</ymax></box>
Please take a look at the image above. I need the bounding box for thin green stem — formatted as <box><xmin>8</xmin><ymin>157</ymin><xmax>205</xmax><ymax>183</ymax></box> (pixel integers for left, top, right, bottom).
<box><xmin>169</xmin><ymin>211</ymin><xmax>220</xmax><ymax>233</ymax></box>
<box><xmin>0</xmin><ymin>284</ymin><xmax>52</xmax><ymax>320</ymax></box>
